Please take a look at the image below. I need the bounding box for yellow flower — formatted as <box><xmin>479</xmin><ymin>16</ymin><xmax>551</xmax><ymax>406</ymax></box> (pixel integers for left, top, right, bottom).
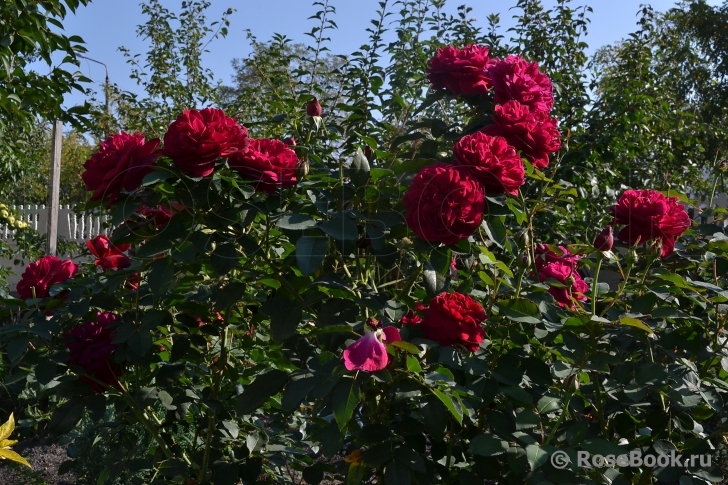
<box><xmin>0</xmin><ymin>413</ymin><xmax>31</xmax><ymax>468</ymax></box>
<box><xmin>344</xmin><ymin>449</ymin><xmax>364</xmax><ymax>465</ymax></box>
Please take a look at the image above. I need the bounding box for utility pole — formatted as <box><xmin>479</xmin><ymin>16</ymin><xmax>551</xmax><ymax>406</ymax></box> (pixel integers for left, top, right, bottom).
<box><xmin>46</xmin><ymin>120</ymin><xmax>62</xmax><ymax>256</ymax></box>
<box><xmin>78</xmin><ymin>55</ymin><xmax>112</xmax><ymax>136</ymax></box>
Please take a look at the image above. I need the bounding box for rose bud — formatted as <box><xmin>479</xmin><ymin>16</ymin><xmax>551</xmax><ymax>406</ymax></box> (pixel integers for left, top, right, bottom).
<box><xmin>284</xmin><ymin>136</ymin><xmax>296</xmax><ymax>146</ymax></box>
<box><xmin>306</xmin><ymin>98</ymin><xmax>323</xmax><ymax>117</ymax></box>
<box><xmin>296</xmin><ymin>161</ymin><xmax>310</xmax><ymax>180</ymax></box>
<box><xmin>565</xmin><ymin>274</ymin><xmax>576</xmax><ymax>286</ymax></box>
<box><xmin>593</xmin><ymin>226</ymin><xmax>614</xmax><ymax>252</ymax></box>
<box><xmin>719</xmin><ymin>160</ymin><xmax>728</xmax><ymax>172</ymax></box>
<box><xmin>518</xmin><ymin>252</ymin><xmax>532</xmax><ymax>269</ymax></box>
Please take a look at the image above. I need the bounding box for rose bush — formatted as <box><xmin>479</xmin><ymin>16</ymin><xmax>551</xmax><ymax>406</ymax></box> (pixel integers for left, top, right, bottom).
<box><xmin>1</xmin><ymin>5</ymin><xmax>727</xmax><ymax>485</ymax></box>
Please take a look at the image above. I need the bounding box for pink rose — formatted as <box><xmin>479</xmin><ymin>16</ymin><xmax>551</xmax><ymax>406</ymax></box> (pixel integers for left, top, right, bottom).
<box><xmin>426</xmin><ymin>45</ymin><xmax>497</xmax><ymax>96</ymax></box>
<box><xmin>163</xmin><ymin>108</ymin><xmax>249</xmax><ymax>177</ymax></box>
<box><xmin>481</xmin><ymin>100</ymin><xmax>560</xmax><ymax>170</ymax></box>
<box><xmin>489</xmin><ymin>55</ymin><xmax>554</xmax><ymax>112</ymax></box>
<box><xmin>229</xmin><ymin>138</ymin><xmax>299</xmax><ymax>193</ymax></box>
<box><xmin>534</xmin><ymin>243</ymin><xmax>581</xmax><ymax>272</ymax></box>
<box><xmin>539</xmin><ymin>261</ymin><xmax>589</xmax><ymax>308</ymax></box>
<box><xmin>82</xmin><ymin>132</ymin><xmax>159</xmax><ymax>205</ymax></box>
<box><xmin>452</xmin><ymin>132</ymin><xmax>525</xmax><ymax>196</ymax></box>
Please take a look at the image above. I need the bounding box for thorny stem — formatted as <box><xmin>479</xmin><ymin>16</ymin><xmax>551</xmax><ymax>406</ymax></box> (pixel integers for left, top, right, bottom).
<box><xmin>591</xmin><ymin>256</ymin><xmax>603</xmax><ymax>316</ymax></box>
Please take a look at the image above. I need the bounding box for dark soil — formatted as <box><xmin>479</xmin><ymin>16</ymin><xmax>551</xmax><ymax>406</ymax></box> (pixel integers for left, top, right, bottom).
<box><xmin>0</xmin><ymin>437</ymin><xmax>75</xmax><ymax>485</ymax></box>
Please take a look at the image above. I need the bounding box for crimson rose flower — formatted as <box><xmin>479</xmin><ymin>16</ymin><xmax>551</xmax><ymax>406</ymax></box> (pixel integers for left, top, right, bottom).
<box><xmin>611</xmin><ymin>189</ymin><xmax>691</xmax><ymax>257</ymax></box>
<box><xmin>65</xmin><ymin>312</ymin><xmax>121</xmax><ymax>393</ymax></box>
<box><xmin>489</xmin><ymin>55</ymin><xmax>554</xmax><ymax>112</ymax></box>
<box><xmin>306</xmin><ymin>98</ymin><xmax>323</xmax><ymax>117</ymax></box>
<box><xmin>412</xmin><ymin>292</ymin><xmax>487</xmax><ymax>351</ymax></box>
<box><xmin>452</xmin><ymin>132</ymin><xmax>525</xmax><ymax>196</ymax></box>
<box><xmin>426</xmin><ymin>44</ymin><xmax>497</xmax><ymax>96</ymax></box>
<box><xmin>539</xmin><ymin>261</ymin><xmax>589</xmax><ymax>308</ymax></box>
<box><xmin>138</xmin><ymin>205</ymin><xmax>173</xmax><ymax>227</ymax></box>
<box><xmin>403</xmin><ymin>163</ymin><xmax>484</xmax><ymax>245</ymax></box>
<box><xmin>163</xmin><ymin>108</ymin><xmax>249</xmax><ymax>177</ymax></box>
<box><xmin>16</xmin><ymin>256</ymin><xmax>78</xmax><ymax>300</ymax></box>
<box><xmin>82</xmin><ymin>131</ymin><xmax>159</xmax><ymax>204</ymax></box>
<box><xmin>87</xmin><ymin>235</ymin><xmax>132</xmax><ymax>270</ymax></box>
<box><xmin>481</xmin><ymin>100</ymin><xmax>560</xmax><ymax>169</ymax></box>
<box><xmin>534</xmin><ymin>243</ymin><xmax>581</xmax><ymax>272</ymax></box>
<box><xmin>229</xmin><ymin>138</ymin><xmax>299</xmax><ymax>193</ymax></box>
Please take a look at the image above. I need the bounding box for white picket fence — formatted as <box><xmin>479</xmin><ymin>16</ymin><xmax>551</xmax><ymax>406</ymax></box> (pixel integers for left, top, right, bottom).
<box><xmin>0</xmin><ymin>205</ymin><xmax>112</xmax><ymax>291</ymax></box>
<box><xmin>0</xmin><ymin>205</ymin><xmax>111</xmax><ymax>242</ymax></box>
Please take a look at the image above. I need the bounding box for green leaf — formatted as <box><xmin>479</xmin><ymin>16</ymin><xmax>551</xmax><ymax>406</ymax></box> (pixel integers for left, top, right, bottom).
<box><xmin>148</xmin><ymin>258</ymin><xmax>175</xmax><ymax>298</ymax></box>
<box><xmin>261</xmin><ymin>299</ymin><xmax>302</xmax><ymax>342</ymax></box>
<box><xmin>469</xmin><ymin>434</ymin><xmax>509</xmax><ymax>456</ymax></box>
<box><xmin>332</xmin><ymin>378</ymin><xmax>360</xmax><ymax>430</ymax></box>
<box><xmin>319</xmin><ymin>214</ymin><xmax>359</xmax><ymax>241</ymax></box>
<box><xmin>525</xmin><ymin>444</ymin><xmax>549</xmax><ymax>470</ymax></box>
<box><xmin>618</xmin><ymin>316</ymin><xmax>653</xmax><ymax>334</ymax></box>
<box><xmin>431</xmin><ymin>388</ymin><xmax>462</xmax><ymax>425</ymax></box>
<box><xmin>390</xmin><ymin>340</ymin><xmax>420</xmax><ymax>354</ymax></box>
<box><xmin>210</xmin><ymin>242</ymin><xmax>239</xmax><ymax>276</ymax></box>
<box><xmin>237</xmin><ymin>369</ymin><xmax>288</xmax><ymax>415</ymax></box>
<box><xmin>296</xmin><ymin>236</ymin><xmax>328</xmax><ymax>276</ymax></box>
<box><xmin>498</xmin><ymin>299</ymin><xmax>541</xmax><ymax>324</ymax></box>
<box><xmin>215</xmin><ymin>282</ymin><xmax>247</xmax><ymax>310</ymax></box>
<box><xmin>350</xmin><ymin>148</ymin><xmax>370</xmax><ymax>187</ymax></box>
<box><xmin>277</xmin><ymin>213</ymin><xmax>317</xmax><ymax>230</ymax></box>
<box><xmin>48</xmin><ymin>397</ymin><xmax>86</xmax><ymax>436</ymax></box>
<box><xmin>384</xmin><ymin>461</ymin><xmax>411</xmax><ymax>485</ymax></box>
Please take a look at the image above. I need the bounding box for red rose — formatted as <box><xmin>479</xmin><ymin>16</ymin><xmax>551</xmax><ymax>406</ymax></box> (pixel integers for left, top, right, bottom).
<box><xmin>481</xmin><ymin>100</ymin><xmax>560</xmax><ymax>170</ymax></box>
<box><xmin>452</xmin><ymin>132</ymin><xmax>525</xmax><ymax>196</ymax></box>
<box><xmin>414</xmin><ymin>292</ymin><xmax>487</xmax><ymax>351</ymax></box>
<box><xmin>82</xmin><ymin>131</ymin><xmax>160</xmax><ymax>204</ymax></box>
<box><xmin>539</xmin><ymin>261</ymin><xmax>588</xmax><ymax>308</ymax></box>
<box><xmin>489</xmin><ymin>55</ymin><xmax>554</xmax><ymax>112</ymax></box>
<box><xmin>229</xmin><ymin>138</ymin><xmax>299</xmax><ymax>193</ymax></box>
<box><xmin>306</xmin><ymin>98</ymin><xmax>323</xmax><ymax>117</ymax></box>
<box><xmin>426</xmin><ymin>44</ymin><xmax>497</xmax><ymax>96</ymax></box>
<box><xmin>16</xmin><ymin>256</ymin><xmax>78</xmax><ymax>300</ymax></box>
<box><xmin>611</xmin><ymin>189</ymin><xmax>691</xmax><ymax>257</ymax></box>
<box><xmin>86</xmin><ymin>235</ymin><xmax>132</xmax><ymax>270</ymax></box>
<box><xmin>65</xmin><ymin>311</ymin><xmax>121</xmax><ymax>393</ymax></box>
<box><xmin>534</xmin><ymin>243</ymin><xmax>581</xmax><ymax>272</ymax></box>
<box><xmin>163</xmin><ymin>108</ymin><xmax>249</xmax><ymax>177</ymax></box>
<box><xmin>138</xmin><ymin>205</ymin><xmax>173</xmax><ymax>227</ymax></box>
<box><xmin>403</xmin><ymin>163</ymin><xmax>484</xmax><ymax>245</ymax></box>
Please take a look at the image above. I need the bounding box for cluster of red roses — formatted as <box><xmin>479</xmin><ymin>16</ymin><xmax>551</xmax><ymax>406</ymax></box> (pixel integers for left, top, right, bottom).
<box><xmin>82</xmin><ymin>107</ymin><xmax>301</xmax><ymax>205</ymax></box>
<box><xmin>404</xmin><ymin>45</ymin><xmax>560</xmax><ymax>246</ymax></box>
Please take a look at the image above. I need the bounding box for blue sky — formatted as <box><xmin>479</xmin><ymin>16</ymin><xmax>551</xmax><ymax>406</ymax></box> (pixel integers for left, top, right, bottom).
<box><xmin>49</xmin><ymin>0</ymin><xmax>720</xmax><ymax>110</ymax></box>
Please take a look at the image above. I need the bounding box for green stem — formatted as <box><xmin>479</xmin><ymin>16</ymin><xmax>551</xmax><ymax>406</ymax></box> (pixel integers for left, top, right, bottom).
<box><xmin>591</xmin><ymin>257</ymin><xmax>603</xmax><ymax>316</ymax></box>
<box><xmin>600</xmin><ymin>264</ymin><xmax>633</xmax><ymax>318</ymax></box>
<box><xmin>198</xmin><ymin>327</ymin><xmax>228</xmax><ymax>482</ymax></box>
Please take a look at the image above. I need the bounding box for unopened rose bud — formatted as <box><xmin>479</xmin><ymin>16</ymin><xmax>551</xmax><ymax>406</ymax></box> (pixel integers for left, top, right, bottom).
<box><xmin>719</xmin><ymin>160</ymin><xmax>728</xmax><ymax>172</ymax></box>
<box><xmin>518</xmin><ymin>252</ymin><xmax>532</xmax><ymax>269</ymax></box>
<box><xmin>593</xmin><ymin>226</ymin><xmax>614</xmax><ymax>252</ymax></box>
<box><xmin>626</xmin><ymin>248</ymin><xmax>639</xmax><ymax>266</ymax></box>
<box><xmin>517</xmin><ymin>230</ymin><xmax>530</xmax><ymax>248</ymax></box>
<box><xmin>364</xmin><ymin>146</ymin><xmax>373</xmax><ymax>161</ymax></box>
<box><xmin>565</xmin><ymin>374</ymin><xmax>579</xmax><ymax>391</ymax></box>
<box><xmin>296</xmin><ymin>161</ymin><xmax>309</xmax><ymax>180</ymax></box>
<box><xmin>565</xmin><ymin>274</ymin><xmax>575</xmax><ymax>286</ymax></box>
<box><xmin>306</xmin><ymin>98</ymin><xmax>322</xmax><ymax>117</ymax></box>
<box><xmin>284</xmin><ymin>136</ymin><xmax>296</xmax><ymax>146</ymax></box>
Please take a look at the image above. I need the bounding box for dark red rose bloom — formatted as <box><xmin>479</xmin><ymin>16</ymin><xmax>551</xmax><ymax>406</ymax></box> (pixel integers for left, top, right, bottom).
<box><xmin>138</xmin><ymin>205</ymin><xmax>173</xmax><ymax>227</ymax></box>
<box><xmin>611</xmin><ymin>189</ymin><xmax>691</xmax><ymax>257</ymax></box>
<box><xmin>426</xmin><ymin>44</ymin><xmax>497</xmax><ymax>96</ymax></box>
<box><xmin>306</xmin><ymin>98</ymin><xmax>323</xmax><ymax>117</ymax></box>
<box><xmin>481</xmin><ymin>100</ymin><xmax>560</xmax><ymax>170</ymax></box>
<box><xmin>403</xmin><ymin>163</ymin><xmax>484</xmax><ymax>245</ymax></box>
<box><xmin>65</xmin><ymin>312</ymin><xmax>121</xmax><ymax>393</ymax></box>
<box><xmin>539</xmin><ymin>261</ymin><xmax>589</xmax><ymax>308</ymax></box>
<box><xmin>413</xmin><ymin>292</ymin><xmax>487</xmax><ymax>351</ymax></box>
<box><xmin>593</xmin><ymin>226</ymin><xmax>614</xmax><ymax>252</ymax></box>
<box><xmin>489</xmin><ymin>55</ymin><xmax>554</xmax><ymax>112</ymax></box>
<box><xmin>82</xmin><ymin>131</ymin><xmax>160</xmax><ymax>204</ymax></box>
<box><xmin>229</xmin><ymin>138</ymin><xmax>299</xmax><ymax>193</ymax></box>
<box><xmin>163</xmin><ymin>108</ymin><xmax>249</xmax><ymax>177</ymax></box>
<box><xmin>452</xmin><ymin>132</ymin><xmax>525</xmax><ymax>196</ymax></box>
<box><xmin>534</xmin><ymin>243</ymin><xmax>581</xmax><ymax>272</ymax></box>
<box><xmin>86</xmin><ymin>234</ymin><xmax>132</xmax><ymax>270</ymax></box>
<box><xmin>16</xmin><ymin>256</ymin><xmax>79</xmax><ymax>300</ymax></box>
